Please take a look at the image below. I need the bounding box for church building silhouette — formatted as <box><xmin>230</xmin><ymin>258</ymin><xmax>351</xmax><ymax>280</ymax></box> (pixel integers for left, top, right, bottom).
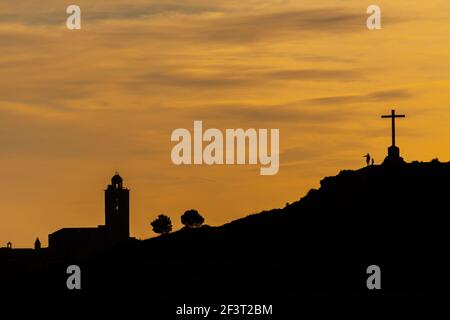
<box><xmin>48</xmin><ymin>173</ymin><xmax>130</xmax><ymax>256</ymax></box>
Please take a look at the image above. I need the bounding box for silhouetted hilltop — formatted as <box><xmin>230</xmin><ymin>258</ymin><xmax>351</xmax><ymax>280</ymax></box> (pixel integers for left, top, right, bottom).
<box><xmin>84</xmin><ymin>160</ymin><xmax>450</xmax><ymax>301</ymax></box>
<box><xmin>3</xmin><ymin>160</ymin><xmax>450</xmax><ymax>305</ymax></box>
<box><xmin>138</xmin><ymin>159</ymin><xmax>450</xmax><ymax>253</ymax></box>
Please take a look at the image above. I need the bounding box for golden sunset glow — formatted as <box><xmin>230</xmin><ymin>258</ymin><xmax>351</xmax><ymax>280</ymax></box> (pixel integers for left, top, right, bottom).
<box><xmin>1</xmin><ymin>0</ymin><xmax>450</xmax><ymax>247</ymax></box>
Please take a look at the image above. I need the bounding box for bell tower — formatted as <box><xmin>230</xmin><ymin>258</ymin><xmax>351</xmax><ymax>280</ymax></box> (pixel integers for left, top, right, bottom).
<box><xmin>105</xmin><ymin>172</ymin><xmax>130</xmax><ymax>242</ymax></box>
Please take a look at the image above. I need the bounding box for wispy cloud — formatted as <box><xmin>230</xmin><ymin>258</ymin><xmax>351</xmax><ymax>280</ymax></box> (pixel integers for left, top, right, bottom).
<box><xmin>170</xmin><ymin>102</ymin><xmax>359</xmax><ymax>125</ymax></box>
<box><xmin>195</xmin><ymin>8</ymin><xmax>364</xmax><ymax>43</ymax></box>
<box><xmin>81</xmin><ymin>6</ymin><xmax>371</xmax><ymax>45</ymax></box>
<box><xmin>126</xmin><ymin>67</ymin><xmax>362</xmax><ymax>92</ymax></box>
<box><xmin>0</xmin><ymin>1</ymin><xmax>223</xmax><ymax>26</ymax></box>
<box><xmin>304</xmin><ymin>89</ymin><xmax>414</xmax><ymax>105</ymax></box>
<box><xmin>267</xmin><ymin>69</ymin><xmax>361</xmax><ymax>81</ymax></box>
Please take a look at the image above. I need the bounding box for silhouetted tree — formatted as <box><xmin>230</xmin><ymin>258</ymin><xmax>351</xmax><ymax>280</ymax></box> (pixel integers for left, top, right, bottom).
<box><xmin>431</xmin><ymin>158</ymin><xmax>440</xmax><ymax>163</ymax></box>
<box><xmin>151</xmin><ymin>214</ymin><xmax>172</xmax><ymax>235</ymax></box>
<box><xmin>181</xmin><ymin>209</ymin><xmax>204</xmax><ymax>228</ymax></box>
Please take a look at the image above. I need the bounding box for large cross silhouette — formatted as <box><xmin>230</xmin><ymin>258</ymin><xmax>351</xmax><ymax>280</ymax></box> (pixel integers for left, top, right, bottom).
<box><xmin>381</xmin><ymin>109</ymin><xmax>405</xmax><ymax>147</ymax></box>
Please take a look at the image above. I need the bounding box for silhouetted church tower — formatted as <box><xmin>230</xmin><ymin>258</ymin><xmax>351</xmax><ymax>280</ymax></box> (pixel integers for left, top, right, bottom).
<box><xmin>105</xmin><ymin>173</ymin><xmax>129</xmax><ymax>242</ymax></box>
<box><xmin>49</xmin><ymin>173</ymin><xmax>131</xmax><ymax>255</ymax></box>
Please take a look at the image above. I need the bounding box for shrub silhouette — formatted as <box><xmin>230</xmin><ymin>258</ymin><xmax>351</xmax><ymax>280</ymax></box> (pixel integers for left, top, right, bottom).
<box><xmin>181</xmin><ymin>209</ymin><xmax>204</xmax><ymax>228</ymax></box>
<box><xmin>431</xmin><ymin>158</ymin><xmax>440</xmax><ymax>163</ymax></box>
<box><xmin>151</xmin><ymin>214</ymin><xmax>172</xmax><ymax>235</ymax></box>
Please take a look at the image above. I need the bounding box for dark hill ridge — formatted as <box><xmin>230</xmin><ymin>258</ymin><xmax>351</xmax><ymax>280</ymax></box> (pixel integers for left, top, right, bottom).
<box><xmin>139</xmin><ymin>159</ymin><xmax>450</xmax><ymax>249</ymax></box>
<box><xmin>82</xmin><ymin>160</ymin><xmax>450</xmax><ymax>301</ymax></box>
<box><xmin>4</xmin><ymin>160</ymin><xmax>450</xmax><ymax>304</ymax></box>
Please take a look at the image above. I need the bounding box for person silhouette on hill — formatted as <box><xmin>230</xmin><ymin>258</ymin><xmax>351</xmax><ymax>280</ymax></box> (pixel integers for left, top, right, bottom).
<box><xmin>363</xmin><ymin>153</ymin><xmax>371</xmax><ymax>166</ymax></box>
<box><xmin>371</xmin><ymin>158</ymin><xmax>374</xmax><ymax>166</ymax></box>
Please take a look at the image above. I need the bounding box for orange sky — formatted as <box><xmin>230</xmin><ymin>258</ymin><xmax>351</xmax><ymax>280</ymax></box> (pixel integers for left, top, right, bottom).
<box><xmin>1</xmin><ymin>0</ymin><xmax>450</xmax><ymax>247</ymax></box>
